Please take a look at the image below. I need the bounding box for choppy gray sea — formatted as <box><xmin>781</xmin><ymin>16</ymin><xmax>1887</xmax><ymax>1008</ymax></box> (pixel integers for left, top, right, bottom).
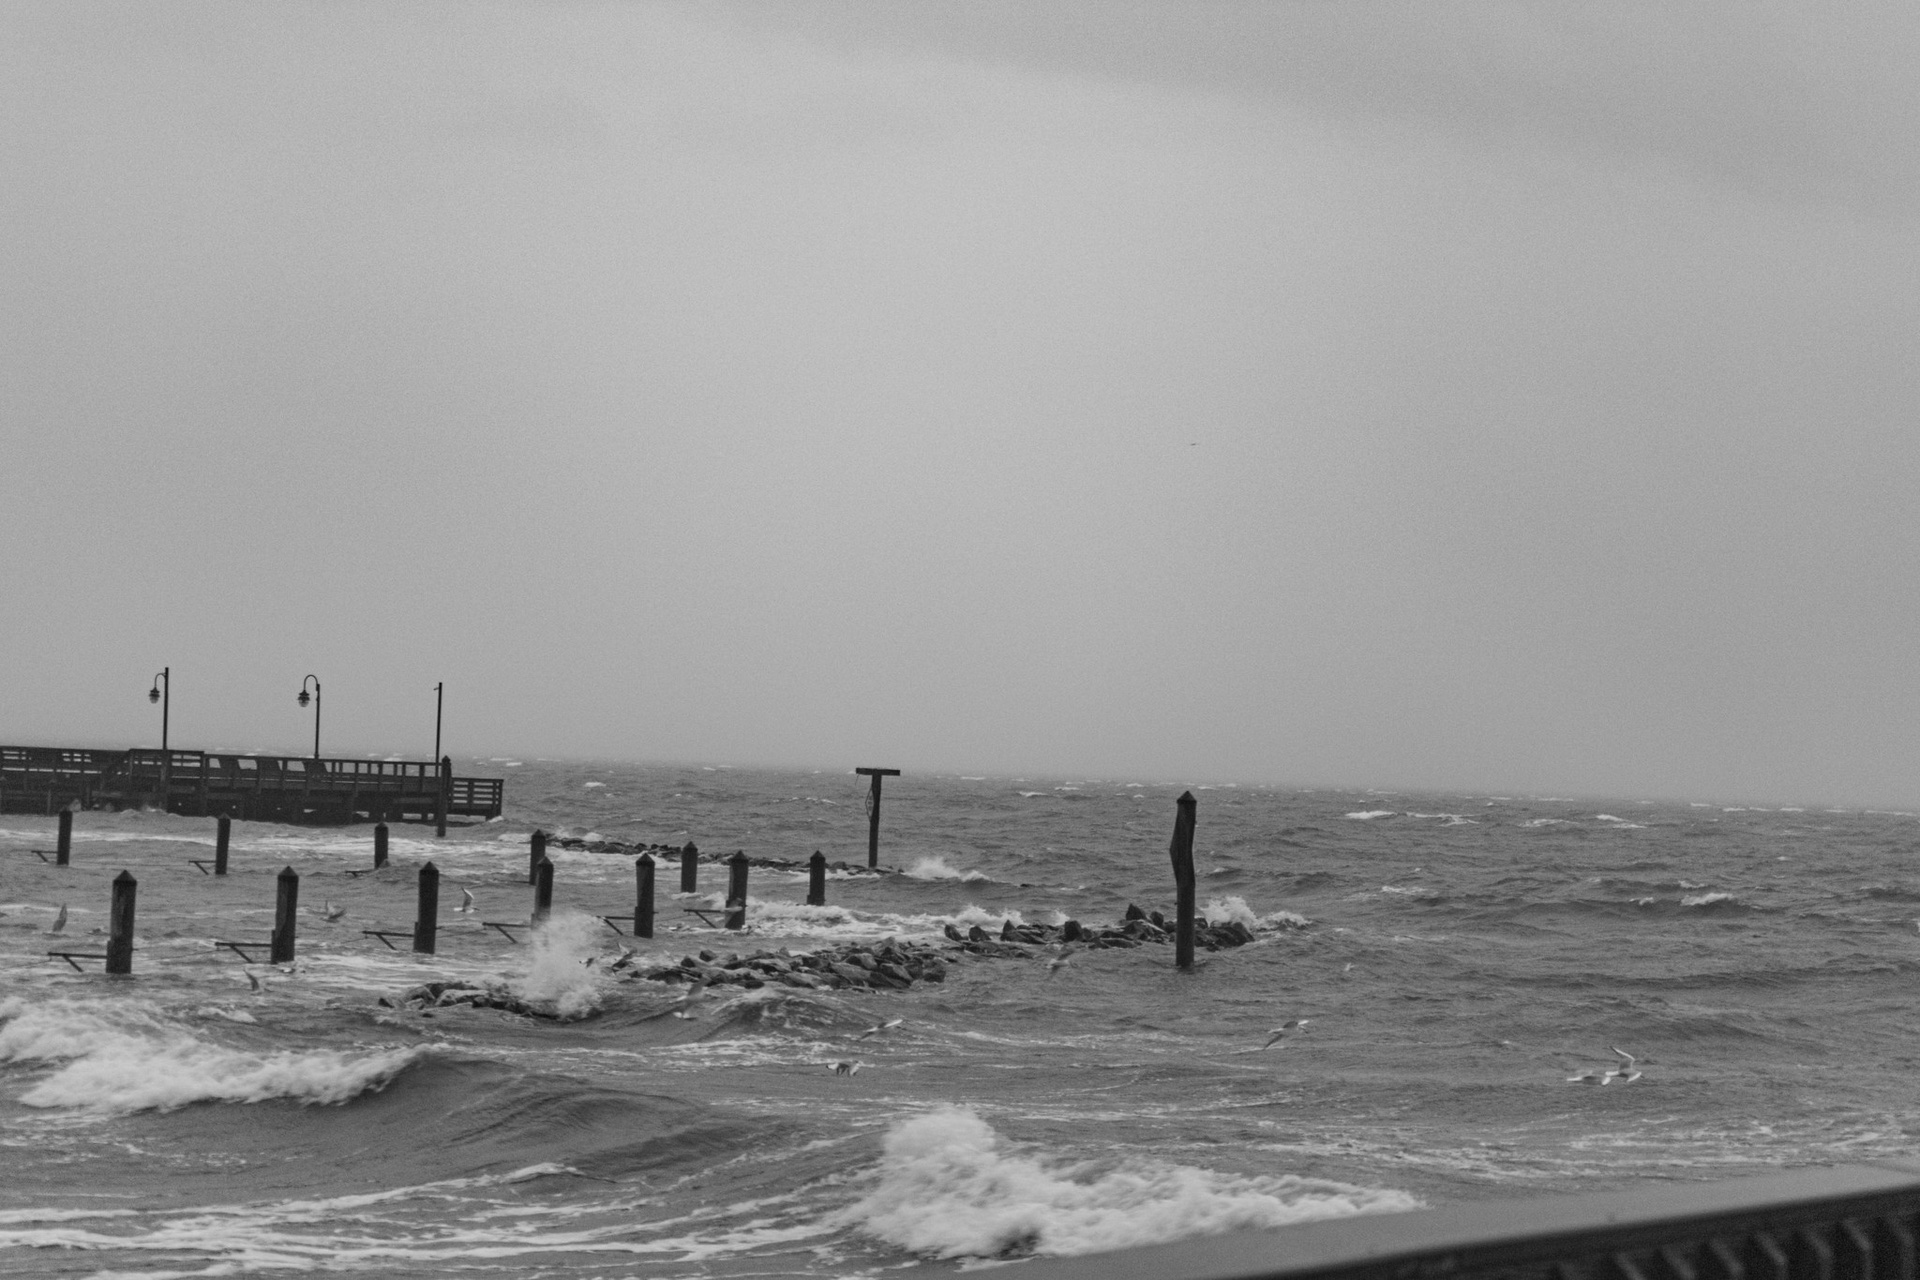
<box><xmin>4</xmin><ymin>759</ymin><xmax>1919</xmax><ymax>1277</ymax></box>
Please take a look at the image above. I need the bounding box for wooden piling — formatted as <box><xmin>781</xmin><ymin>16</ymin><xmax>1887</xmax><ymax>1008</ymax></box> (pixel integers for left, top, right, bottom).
<box><xmin>414</xmin><ymin>861</ymin><xmax>439</xmax><ymax>953</ymax></box>
<box><xmin>725</xmin><ymin>851</ymin><xmax>748</xmax><ymax>929</ymax></box>
<box><xmin>533</xmin><ymin>858</ymin><xmax>554</xmax><ymax>923</ymax></box>
<box><xmin>1169</xmin><ymin>791</ymin><xmax>1197</xmax><ymax>971</ymax></box>
<box><xmin>680</xmin><ymin>842</ymin><xmax>698</xmax><ymax>893</ymax></box>
<box><xmin>529</xmin><ymin>830</ymin><xmax>546</xmax><ymax>885</ymax></box>
<box><xmin>635</xmin><ymin>854</ymin><xmax>655</xmax><ymax>939</ymax></box>
<box><xmin>374</xmin><ymin>822</ymin><xmax>389</xmax><ymax>869</ymax></box>
<box><xmin>214</xmin><ymin>814</ymin><xmax>231</xmax><ymax>875</ymax></box>
<box><xmin>270</xmin><ymin>866</ymin><xmax>299</xmax><ymax>964</ymax></box>
<box><xmin>855</xmin><ymin>767</ymin><xmax>900</xmax><ymax>869</ymax></box>
<box><xmin>56</xmin><ymin>809</ymin><xmax>72</xmax><ymax>865</ymax></box>
<box><xmin>807</xmin><ymin>850</ymin><xmax>827</xmax><ymax>906</ymax></box>
<box><xmin>106</xmin><ymin>871</ymin><xmax>136</xmax><ymax>975</ymax></box>
<box><xmin>435</xmin><ymin>755</ymin><xmax>450</xmax><ymax>838</ymax></box>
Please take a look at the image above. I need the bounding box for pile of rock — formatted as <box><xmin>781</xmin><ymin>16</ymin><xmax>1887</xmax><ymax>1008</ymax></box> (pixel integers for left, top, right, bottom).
<box><xmin>545</xmin><ymin>835</ymin><xmax>890</xmax><ymax>878</ymax></box>
<box><xmin>940</xmin><ymin>904</ymin><xmax>1260</xmax><ymax>954</ymax></box>
<box><xmin>382</xmin><ymin>980</ymin><xmax>564</xmax><ymax>1020</ymax></box>
<box><xmin>639</xmin><ymin>939</ymin><xmax>949</xmax><ymax>992</ymax></box>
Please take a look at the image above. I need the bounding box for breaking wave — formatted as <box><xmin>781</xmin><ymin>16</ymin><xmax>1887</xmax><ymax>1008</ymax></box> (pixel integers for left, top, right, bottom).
<box><xmin>903</xmin><ymin>856</ymin><xmax>991</xmax><ymax>883</ymax></box>
<box><xmin>0</xmin><ymin>997</ymin><xmax>426</xmax><ymax>1115</ymax></box>
<box><xmin>841</xmin><ymin>1107</ymin><xmax>1419</xmax><ymax>1259</ymax></box>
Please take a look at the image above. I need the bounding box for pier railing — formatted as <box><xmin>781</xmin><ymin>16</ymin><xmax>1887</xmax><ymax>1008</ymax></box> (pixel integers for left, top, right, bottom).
<box><xmin>0</xmin><ymin>744</ymin><xmax>503</xmax><ymax>825</ymax></box>
<box><xmin>995</xmin><ymin>1162</ymin><xmax>1920</xmax><ymax>1280</ymax></box>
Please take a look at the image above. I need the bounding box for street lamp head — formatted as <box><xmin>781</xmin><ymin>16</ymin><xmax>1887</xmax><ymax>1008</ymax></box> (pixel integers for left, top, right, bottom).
<box><xmin>297</xmin><ymin>689</ymin><xmax>310</xmax><ymax>708</ymax></box>
<box><xmin>148</xmin><ymin>687</ymin><xmax>160</xmax><ymax>704</ymax></box>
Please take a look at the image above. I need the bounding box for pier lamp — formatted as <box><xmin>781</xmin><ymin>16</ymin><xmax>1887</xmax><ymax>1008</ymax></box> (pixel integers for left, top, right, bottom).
<box><xmin>147</xmin><ymin>668</ymin><xmax>169</xmax><ymax>752</ymax></box>
<box><xmin>297</xmin><ymin>675</ymin><xmax>321</xmax><ymax>760</ymax></box>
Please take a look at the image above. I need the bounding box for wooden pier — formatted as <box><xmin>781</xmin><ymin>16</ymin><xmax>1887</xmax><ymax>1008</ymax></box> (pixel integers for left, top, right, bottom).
<box><xmin>0</xmin><ymin>745</ymin><xmax>504</xmax><ymax>826</ymax></box>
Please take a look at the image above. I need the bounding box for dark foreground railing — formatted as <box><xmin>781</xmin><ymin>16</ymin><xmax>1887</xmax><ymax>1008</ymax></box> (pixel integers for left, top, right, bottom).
<box><xmin>986</xmin><ymin>1163</ymin><xmax>1920</xmax><ymax>1280</ymax></box>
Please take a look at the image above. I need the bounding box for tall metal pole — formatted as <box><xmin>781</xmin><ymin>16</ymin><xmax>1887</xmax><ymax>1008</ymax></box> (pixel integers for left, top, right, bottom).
<box><xmin>433</xmin><ymin>682</ymin><xmax>443</xmax><ymax>764</ymax></box>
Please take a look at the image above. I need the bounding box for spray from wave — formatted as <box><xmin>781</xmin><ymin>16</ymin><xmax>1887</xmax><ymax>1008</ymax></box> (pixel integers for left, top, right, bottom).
<box><xmin>841</xmin><ymin>1107</ymin><xmax>1419</xmax><ymax>1260</ymax></box>
<box><xmin>506</xmin><ymin>911</ymin><xmax>610</xmax><ymax>1020</ymax></box>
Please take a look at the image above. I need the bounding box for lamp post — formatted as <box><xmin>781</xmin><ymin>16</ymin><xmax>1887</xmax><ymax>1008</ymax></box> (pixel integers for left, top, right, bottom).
<box><xmin>147</xmin><ymin>668</ymin><xmax>169</xmax><ymax>752</ymax></box>
<box><xmin>433</xmin><ymin>682</ymin><xmax>443</xmax><ymax>763</ymax></box>
<box><xmin>296</xmin><ymin>675</ymin><xmax>321</xmax><ymax>760</ymax></box>
<box><xmin>148</xmin><ymin>667</ymin><xmax>171</xmax><ymax>804</ymax></box>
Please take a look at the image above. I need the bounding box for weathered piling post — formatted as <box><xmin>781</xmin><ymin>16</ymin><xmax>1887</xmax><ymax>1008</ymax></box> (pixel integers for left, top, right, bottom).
<box><xmin>807</xmin><ymin>850</ymin><xmax>827</xmax><ymax>906</ymax></box>
<box><xmin>529</xmin><ymin>830</ymin><xmax>546</xmax><ymax>885</ymax></box>
<box><xmin>414</xmin><ymin>861</ymin><xmax>439</xmax><ymax>954</ymax></box>
<box><xmin>214</xmin><ymin>814</ymin><xmax>231</xmax><ymax>875</ymax></box>
<box><xmin>680</xmin><ymin>842</ymin><xmax>698</xmax><ymax>893</ymax></box>
<box><xmin>270</xmin><ymin>866</ymin><xmax>299</xmax><ymax>964</ymax></box>
<box><xmin>374</xmin><ymin>821</ymin><xmax>389</xmax><ymax>869</ymax></box>
<box><xmin>106</xmin><ymin>871</ymin><xmax>137</xmax><ymax>975</ymax></box>
<box><xmin>855</xmin><ymin>767</ymin><xmax>900</xmax><ymax>869</ymax></box>
<box><xmin>725</xmin><ymin>851</ymin><xmax>749</xmax><ymax>929</ymax></box>
<box><xmin>1169</xmin><ymin>791</ymin><xmax>1197</xmax><ymax>971</ymax></box>
<box><xmin>635</xmin><ymin>854</ymin><xmax>655</xmax><ymax>939</ymax></box>
<box><xmin>56</xmin><ymin>809</ymin><xmax>72</xmax><ymax>865</ymax></box>
<box><xmin>533</xmin><ymin>858</ymin><xmax>554</xmax><ymax>923</ymax></box>
<box><xmin>435</xmin><ymin>755</ymin><xmax>450</xmax><ymax>838</ymax></box>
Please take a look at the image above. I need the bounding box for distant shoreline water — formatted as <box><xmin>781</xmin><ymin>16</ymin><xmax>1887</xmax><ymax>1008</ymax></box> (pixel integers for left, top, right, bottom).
<box><xmin>2</xmin><ymin>761</ymin><xmax>1917</xmax><ymax>1274</ymax></box>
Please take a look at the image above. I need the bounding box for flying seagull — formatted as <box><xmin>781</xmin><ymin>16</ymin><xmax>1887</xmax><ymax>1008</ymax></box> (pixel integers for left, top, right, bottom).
<box><xmin>1262</xmin><ymin>1018</ymin><xmax>1309</xmax><ymax>1049</ymax></box>
<box><xmin>830</xmin><ymin>1060</ymin><xmax>862</xmax><ymax>1076</ymax></box>
<box><xmin>458</xmin><ymin>888</ymin><xmax>476</xmax><ymax>914</ymax></box>
<box><xmin>49</xmin><ymin>904</ymin><xmax>67</xmax><ymax>935</ymax></box>
<box><xmin>1568</xmin><ymin>1048</ymin><xmax>1642</xmax><ymax>1085</ymax></box>
<box><xmin>245</xmin><ymin>970</ymin><xmax>261</xmax><ymax>992</ymax></box>
<box><xmin>323</xmin><ymin>901</ymin><xmax>346</xmax><ymax>922</ymax></box>
<box><xmin>670</xmin><ymin>977</ymin><xmax>709</xmax><ymax>1019</ymax></box>
<box><xmin>854</xmin><ymin>1018</ymin><xmax>904</xmax><ymax>1041</ymax></box>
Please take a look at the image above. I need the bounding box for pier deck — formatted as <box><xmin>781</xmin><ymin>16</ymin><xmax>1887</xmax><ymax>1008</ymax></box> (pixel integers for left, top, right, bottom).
<box><xmin>0</xmin><ymin>745</ymin><xmax>504</xmax><ymax>825</ymax></box>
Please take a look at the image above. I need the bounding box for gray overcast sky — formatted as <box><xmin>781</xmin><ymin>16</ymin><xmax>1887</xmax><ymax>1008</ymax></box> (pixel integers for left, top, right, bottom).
<box><xmin>4</xmin><ymin>2</ymin><xmax>1918</xmax><ymax>805</ymax></box>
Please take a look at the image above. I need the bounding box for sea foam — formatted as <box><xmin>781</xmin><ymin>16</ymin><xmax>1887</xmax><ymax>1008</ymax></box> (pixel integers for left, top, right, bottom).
<box><xmin>842</xmin><ymin>1107</ymin><xmax>1419</xmax><ymax>1259</ymax></box>
<box><xmin>0</xmin><ymin>997</ymin><xmax>425</xmax><ymax>1115</ymax></box>
<box><xmin>1203</xmin><ymin>895</ymin><xmax>1311</xmax><ymax>930</ymax></box>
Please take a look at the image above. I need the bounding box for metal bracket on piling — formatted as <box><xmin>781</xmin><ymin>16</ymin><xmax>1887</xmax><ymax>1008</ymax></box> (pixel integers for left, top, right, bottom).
<box><xmin>598</xmin><ymin>915</ymin><xmax>631</xmax><ymax>935</ymax></box>
<box><xmin>31</xmin><ymin>850</ymin><xmax>53</xmax><ymax>863</ymax></box>
<box><xmin>46</xmin><ymin>951</ymin><xmax>109</xmax><ymax>972</ymax></box>
<box><xmin>360</xmin><ymin>929</ymin><xmax>412</xmax><ymax>951</ymax></box>
<box><xmin>188</xmin><ymin>859</ymin><xmax>214</xmax><ymax>875</ymax></box>
<box><xmin>482</xmin><ymin>921</ymin><xmax>526</xmax><ymax>943</ymax></box>
<box><xmin>213</xmin><ymin>940</ymin><xmax>269</xmax><ymax>964</ymax></box>
<box><xmin>682</xmin><ymin>907</ymin><xmax>728</xmax><ymax>927</ymax></box>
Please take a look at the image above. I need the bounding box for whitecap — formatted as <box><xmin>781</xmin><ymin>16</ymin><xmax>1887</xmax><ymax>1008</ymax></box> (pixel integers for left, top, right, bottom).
<box><xmin>1344</xmin><ymin>811</ymin><xmax>1395</xmax><ymax>821</ymax></box>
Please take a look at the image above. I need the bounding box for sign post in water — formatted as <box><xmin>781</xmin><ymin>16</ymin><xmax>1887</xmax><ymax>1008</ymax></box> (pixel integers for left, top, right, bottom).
<box><xmin>1169</xmin><ymin>791</ymin><xmax>1197</xmax><ymax>970</ymax></box>
<box><xmin>856</xmin><ymin>767</ymin><xmax>901</xmax><ymax>869</ymax></box>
